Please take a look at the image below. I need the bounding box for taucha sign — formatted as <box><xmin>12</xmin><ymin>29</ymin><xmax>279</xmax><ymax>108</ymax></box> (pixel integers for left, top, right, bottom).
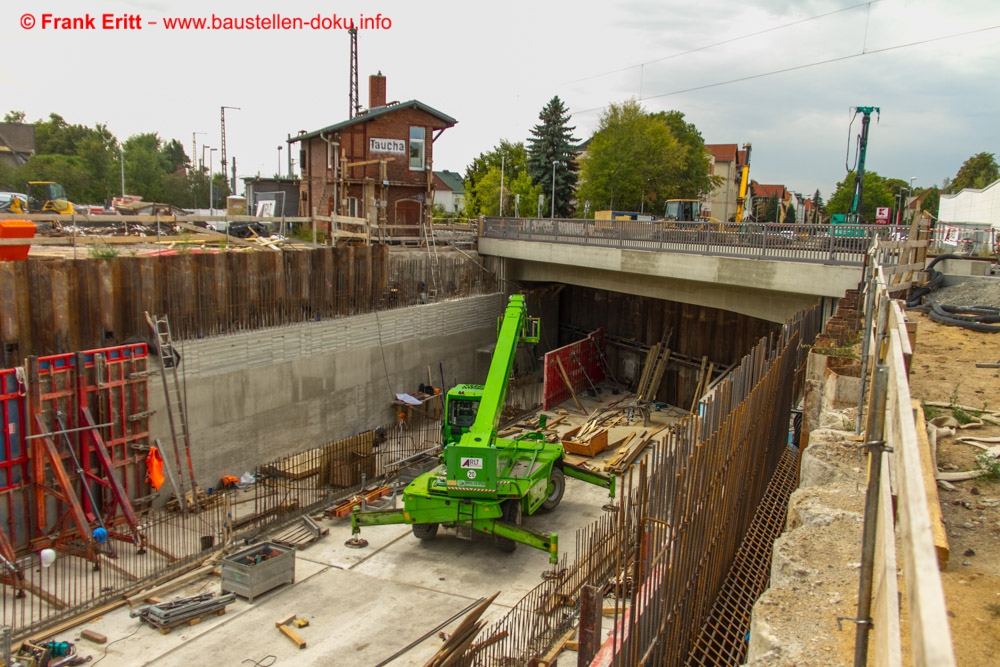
<box><xmin>369</xmin><ymin>138</ymin><xmax>406</xmax><ymax>155</ymax></box>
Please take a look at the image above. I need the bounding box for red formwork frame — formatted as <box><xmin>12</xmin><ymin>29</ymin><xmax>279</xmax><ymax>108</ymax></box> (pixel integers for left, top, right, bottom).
<box><xmin>0</xmin><ymin>368</ymin><xmax>29</xmax><ymax>572</ymax></box>
<box><xmin>542</xmin><ymin>329</ymin><xmax>606</xmax><ymax>410</ymax></box>
<box><xmin>75</xmin><ymin>345</ymin><xmax>151</xmax><ymax>509</ymax></box>
<box><xmin>6</xmin><ymin>344</ymin><xmax>151</xmax><ymax>556</ymax></box>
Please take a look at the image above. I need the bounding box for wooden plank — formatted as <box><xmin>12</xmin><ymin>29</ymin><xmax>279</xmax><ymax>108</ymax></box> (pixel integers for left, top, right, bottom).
<box><xmin>873</xmin><ymin>448</ymin><xmax>903</xmax><ymax>667</ymax></box>
<box><xmin>912</xmin><ymin>401</ymin><xmax>949</xmax><ymax>569</ymax></box>
<box><xmin>555</xmin><ymin>357</ymin><xmax>586</xmax><ymax>415</ymax></box>
<box><xmin>886</xmin><ymin>325</ymin><xmax>955</xmax><ymax>666</ymax></box>
<box><xmin>278</xmin><ymin>623</ymin><xmax>307</xmax><ymax>649</ymax></box>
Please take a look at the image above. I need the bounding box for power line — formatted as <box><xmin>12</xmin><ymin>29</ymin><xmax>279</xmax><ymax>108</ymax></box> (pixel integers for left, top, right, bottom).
<box><xmin>560</xmin><ymin>0</ymin><xmax>881</xmax><ymax>87</ymax></box>
<box><xmin>570</xmin><ymin>23</ymin><xmax>1000</xmax><ymax>116</ymax></box>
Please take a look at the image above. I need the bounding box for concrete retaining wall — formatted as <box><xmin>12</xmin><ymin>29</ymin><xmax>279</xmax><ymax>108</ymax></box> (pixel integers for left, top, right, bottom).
<box><xmin>148</xmin><ymin>293</ymin><xmax>505</xmax><ymax>486</ymax></box>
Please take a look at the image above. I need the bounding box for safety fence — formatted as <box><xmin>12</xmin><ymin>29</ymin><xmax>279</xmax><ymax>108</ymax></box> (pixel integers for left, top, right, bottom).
<box><xmin>0</xmin><ymin>246</ymin><xmax>498</xmax><ymax>367</ymax></box>
<box><xmin>482</xmin><ymin>217</ymin><xmax>911</xmax><ymax>266</ymax></box>
<box><xmin>469</xmin><ymin>304</ymin><xmax>821</xmax><ymax>666</ymax></box>
<box><xmin>854</xmin><ymin>240</ymin><xmax>955</xmax><ymax>666</ymax></box>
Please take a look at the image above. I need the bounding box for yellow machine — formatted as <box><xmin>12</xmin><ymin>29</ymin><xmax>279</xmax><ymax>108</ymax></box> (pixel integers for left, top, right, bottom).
<box><xmin>8</xmin><ymin>181</ymin><xmax>75</xmax><ymax>215</ymax></box>
<box><xmin>733</xmin><ymin>143</ymin><xmax>752</xmax><ymax>223</ymax></box>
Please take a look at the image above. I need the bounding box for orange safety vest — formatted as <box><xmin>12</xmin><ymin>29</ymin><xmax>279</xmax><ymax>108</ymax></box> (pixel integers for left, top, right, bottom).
<box><xmin>145</xmin><ymin>446</ymin><xmax>166</xmax><ymax>491</ymax></box>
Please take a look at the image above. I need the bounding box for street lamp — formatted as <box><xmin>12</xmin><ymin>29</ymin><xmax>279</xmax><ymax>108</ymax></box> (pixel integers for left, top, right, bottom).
<box><xmin>119</xmin><ymin>148</ymin><xmax>125</xmax><ymax>198</ymax></box>
<box><xmin>277</xmin><ymin>146</ymin><xmax>283</xmax><ymax>178</ymax></box>
<box><xmin>209</xmin><ymin>148</ymin><xmax>217</xmax><ymax>215</ymax></box>
<box><xmin>551</xmin><ymin>160</ymin><xmax>559</xmax><ymax>219</ymax></box>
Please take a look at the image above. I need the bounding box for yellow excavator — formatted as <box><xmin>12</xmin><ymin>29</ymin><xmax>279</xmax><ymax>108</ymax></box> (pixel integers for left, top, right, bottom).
<box><xmin>5</xmin><ymin>181</ymin><xmax>75</xmax><ymax>215</ymax></box>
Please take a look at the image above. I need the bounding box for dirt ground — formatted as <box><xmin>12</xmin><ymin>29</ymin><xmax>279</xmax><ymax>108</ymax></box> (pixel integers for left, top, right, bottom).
<box><xmin>904</xmin><ymin>306</ymin><xmax>1000</xmax><ymax>667</ymax></box>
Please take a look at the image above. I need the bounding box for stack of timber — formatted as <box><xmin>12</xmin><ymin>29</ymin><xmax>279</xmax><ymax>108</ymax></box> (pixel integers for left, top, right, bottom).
<box><xmin>604</xmin><ymin>425</ymin><xmax>667</xmax><ymax>474</ymax></box>
<box><xmin>270</xmin><ymin>515</ymin><xmax>329</xmax><ymax>549</ymax></box>
<box><xmin>635</xmin><ymin>328</ymin><xmax>673</xmax><ymax>402</ymax></box>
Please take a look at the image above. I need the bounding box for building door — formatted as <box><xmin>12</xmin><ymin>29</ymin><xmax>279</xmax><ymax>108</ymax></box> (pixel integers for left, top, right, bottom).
<box><xmin>396</xmin><ymin>200</ymin><xmax>421</xmax><ymax>238</ymax></box>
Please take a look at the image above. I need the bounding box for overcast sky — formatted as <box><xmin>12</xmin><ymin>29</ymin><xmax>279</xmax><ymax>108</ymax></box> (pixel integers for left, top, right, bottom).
<box><xmin>4</xmin><ymin>0</ymin><xmax>998</xmax><ymax>202</ymax></box>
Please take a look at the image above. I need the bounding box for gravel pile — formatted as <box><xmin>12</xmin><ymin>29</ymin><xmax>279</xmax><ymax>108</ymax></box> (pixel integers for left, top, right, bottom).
<box><xmin>928</xmin><ymin>278</ymin><xmax>1000</xmax><ymax>309</ymax></box>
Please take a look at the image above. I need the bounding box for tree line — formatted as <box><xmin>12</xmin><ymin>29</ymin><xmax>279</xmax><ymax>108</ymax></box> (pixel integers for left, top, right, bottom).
<box><xmin>461</xmin><ymin>97</ymin><xmax>719</xmax><ymax>219</ymax></box>
<box><xmin>0</xmin><ymin>111</ymin><xmax>230</xmax><ymax>209</ymax></box>
<box><xmin>459</xmin><ymin>98</ymin><xmax>998</xmax><ymax>224</ymax></box>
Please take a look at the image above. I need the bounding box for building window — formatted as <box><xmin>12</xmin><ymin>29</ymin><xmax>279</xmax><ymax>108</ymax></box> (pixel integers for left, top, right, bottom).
<box><xmin>347</xmin><ymin>197</ymin><xmax>358</xmax><ymax>218</ymax></box>
<box><xmin>409</xmin><ymin>127</ymin><xmax>425</xmax><ymax>170</ymax></box>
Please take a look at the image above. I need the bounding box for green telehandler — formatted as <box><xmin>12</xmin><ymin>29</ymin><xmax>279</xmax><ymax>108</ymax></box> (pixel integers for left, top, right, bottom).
<box><xmin>350</xmin><ymin>294</ymin><xmax>615</xmax><ymax>563</ymax></box>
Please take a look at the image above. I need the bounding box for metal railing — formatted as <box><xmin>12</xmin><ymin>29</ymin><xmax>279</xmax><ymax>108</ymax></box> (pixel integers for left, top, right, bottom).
<box><xmin>482</xmin><ymin>217</ymin><xmax>911</xmax><ymax>266</ymax></box>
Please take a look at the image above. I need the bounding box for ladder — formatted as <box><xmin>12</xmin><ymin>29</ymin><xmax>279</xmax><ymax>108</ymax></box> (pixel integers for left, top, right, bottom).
<box><xmin>145</xmin><ymin>312</ymin><xmax>197</xmax><ymax>512</ymax></box>
<box><xmin>422</xmin><ymin>215</ymin><xmax>441</xmax><ymax>301</ymax></box>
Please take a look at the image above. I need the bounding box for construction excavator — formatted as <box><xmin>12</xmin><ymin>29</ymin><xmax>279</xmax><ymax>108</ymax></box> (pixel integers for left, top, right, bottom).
<box><xmin>351</xmin><ymin>294</ymin><xmax>615</xmax><ymax>562</ymax></box>
<box><xmin>3</xmin><ymin>181</ymin><xmax>75</xmax><ymax>215</ymax></box>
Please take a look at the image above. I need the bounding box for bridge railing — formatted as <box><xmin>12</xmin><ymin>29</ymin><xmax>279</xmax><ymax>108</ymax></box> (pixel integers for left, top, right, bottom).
<box><xmin>481</xmin><ymin>217</ymin><xmax>911</xmax><ymax>266</ymax></box>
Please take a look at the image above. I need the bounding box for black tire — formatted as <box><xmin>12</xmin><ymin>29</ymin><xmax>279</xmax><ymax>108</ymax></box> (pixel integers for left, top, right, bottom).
<box><xmin>495</xmin><ymin>500</ymin><xmax>521</xmax><ymax>554</ymax></box>
<box><xmin>412</xmin><ymin>523</ymin><xmax>439</xmax><ymax>541</ymax></box>
<box><xmin>541</xmin><ymin>468</ymin><xmax>566</xmax><ymax>511</ymax></box>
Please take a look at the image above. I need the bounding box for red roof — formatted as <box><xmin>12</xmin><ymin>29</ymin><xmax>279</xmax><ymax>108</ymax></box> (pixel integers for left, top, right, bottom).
<box><xmin>705</xmin><ymin>144</ymin><xmax>738</xmax><ymax>162</ymax></box>
<box><xmin>752</xmin><ymin>181</ymin><xmax>790</xmax><ymax>200</ymax></box>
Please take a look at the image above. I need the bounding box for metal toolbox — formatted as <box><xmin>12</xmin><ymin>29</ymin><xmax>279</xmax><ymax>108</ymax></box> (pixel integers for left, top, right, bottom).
<box><xmin>220</xmin><ymin>542</ymin><xmax>295</xmax><ymax>603</ymax></box>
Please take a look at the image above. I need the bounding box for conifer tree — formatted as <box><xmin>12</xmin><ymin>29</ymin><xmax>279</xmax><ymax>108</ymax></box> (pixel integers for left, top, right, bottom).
<box><xmin>527</xmin><ymin>96</ymin><xmax>579</xmax><ymax>217</ymax></box>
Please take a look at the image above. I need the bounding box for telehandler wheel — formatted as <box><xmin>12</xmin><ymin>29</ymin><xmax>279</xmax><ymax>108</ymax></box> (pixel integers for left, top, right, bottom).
<box><xmin>541</xmin><ymin>468</ymin><xmax>566</xmax><ymax>511</ymax></box>
<box><xmin>495</xmin><ymin>500</ymin><xmax>522</xmax><ymax>554</ymax></box>
<box><xmin>412</xmin><ymin>523</ymin><xmax>439</xmax><ymax>541</ymax></box>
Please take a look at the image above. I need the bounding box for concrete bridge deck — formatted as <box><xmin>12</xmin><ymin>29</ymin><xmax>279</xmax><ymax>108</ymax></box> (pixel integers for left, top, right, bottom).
<box><xmin>478</xmin><ymin>218</ymin><xmax>909</xmax><ymax>322</ymax></box>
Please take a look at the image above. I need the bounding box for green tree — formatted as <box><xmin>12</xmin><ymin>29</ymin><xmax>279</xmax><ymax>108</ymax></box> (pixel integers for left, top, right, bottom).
<box><xmin>123</xmin><ymin>133</ymin><xmax>169</xmax><ymax>202</ymax></box>
<box><xmin>160</xmin><ymin>139</ymin><xmax>190</xmax><ymax>172</ymax></box>
<box><xmin>29</xmin><ymin>113</ymin><xmax>121</xmax><ymax>203</ymax></box>
<box><xmin>3</xmin><ymin>110</ymin><xmax>26</xmax><ymax>123</ymax></box>
<box><xmin>947</xmin><ymin>152</ymin><xmax>999</xmax><ymax>193</ymax></box>
<box><xmin>464</xmin><ymin>140</ymin><xmax>534</xmax><ymax>216</ymax></box>
<box><xmin>915</xmin><ymin>186</ymin><xmax>940</xmax><ymax>218</ymax></box>
<box><xmin>576</xmin><ymin>100</ymin><xmax>686</xmax><ymax>215</ymax></box>
<box><xmin>785</xmin><ymin>203</ymin><xmax>796</xmax><ymax>224</ymax></box>
<box><xmin>826</xmin><ymin>171</ymin><xmax>894</xmax><ymax>222</ymax></box>
<box><xmin>14</xmin><ymin>155</ymin><xmax>93</xmax><ymax>201</ymax></box>
<box><xmin>526</xmin><ymin>96</ymin><xmax>579</xmax><ymax>217</ymax></box>
<box><xmin>651</xmin><ymin>110</ymin><xmax>719</xmax><ymax>199</ymax></box>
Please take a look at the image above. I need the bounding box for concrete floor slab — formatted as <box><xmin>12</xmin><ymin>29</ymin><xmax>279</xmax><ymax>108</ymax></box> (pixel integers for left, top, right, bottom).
<box><xmin>46</xmin><ymin>395</ymin><xmax>676</xmax><ymax>666</ymax></box>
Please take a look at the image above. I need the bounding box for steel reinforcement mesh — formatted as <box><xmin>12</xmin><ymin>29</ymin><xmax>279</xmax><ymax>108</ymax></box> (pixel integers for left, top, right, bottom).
<box><xmin>685</xmin><ymin>445</ymin><xmax>802</xmax><ymax>666</ymax></box>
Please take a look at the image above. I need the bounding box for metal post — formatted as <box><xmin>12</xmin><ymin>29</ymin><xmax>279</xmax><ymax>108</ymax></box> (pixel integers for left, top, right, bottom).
<box><xmin>551</xmin><ymin>160</ymin><xmax>558</xmax><ymax>218</ymax></box>
<box><xmin>852</xmin><ymin>364</ymin><xmax>889</xmax><ymax>667</ymax></box>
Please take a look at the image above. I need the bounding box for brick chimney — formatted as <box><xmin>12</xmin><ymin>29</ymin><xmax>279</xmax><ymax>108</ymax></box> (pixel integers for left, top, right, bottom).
<box><xmin>369</xmin><ymin>72</ymin><xmax>386</xmax><ymax>109</ymax></box>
